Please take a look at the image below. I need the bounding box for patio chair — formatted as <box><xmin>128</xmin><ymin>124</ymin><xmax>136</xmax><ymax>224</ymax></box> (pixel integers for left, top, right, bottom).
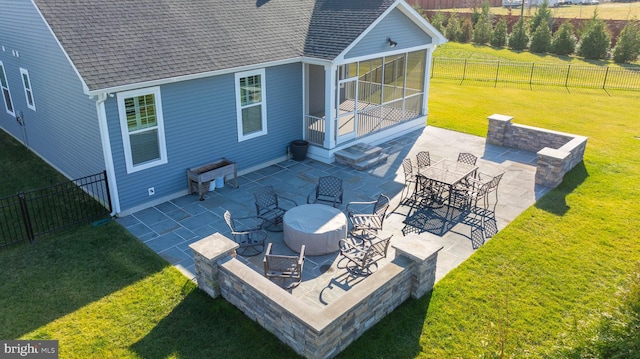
<box><xmin>416</xmin><ymin>151</ymin><xmax>431</xmax><ymax>171</ymax></box>
<box><xmin>400</xmin><ymin>158</ymin><xmax>417</xmax><ymax>201</ymax></box>
<box><xmin>339</xmin><ymin>232</ymin><xmax>393</xmax><ymax>275</ymax></box>
<box><xmin>307</xmin><ymin>175</ymin><xmax>343</xmax><ymax>208</ymax></box>
<box><xmin>478</xmin><ymin>172</ymin><xmax>504</xmax><ymax>212</ymax></box>
<box><xmin>254</xmin><ymin>186</ymin><xmax>298</xmax><ymax>231</ymax></box>
<box><xmin>457</xmin><ymin>152</ymin><xmax>478</xmax><ymax>166</ymax></box>
<box><xmin>263</xmin><ymin>243</ymin><xmax>305</xmax><ymax>289</ymax></box>
<box><xmin>223</xmin><ymin>210</ymin><xmax>267</xmax><ymax>257</ymax></box>
<box><xmin>452</xmin><ymin>172</ymin><xmax>503</xmax><ymax>213</ymax></box>
<box><xmin>346</xmin><ymin>194</ymin><xmax>390</xmax><ymax>234</ymax></box>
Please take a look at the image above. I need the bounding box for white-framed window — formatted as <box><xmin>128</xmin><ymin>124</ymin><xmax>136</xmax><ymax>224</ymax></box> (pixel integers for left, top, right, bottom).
<box><xmin>0</xmin><ymin>61</ymin><xmax>15</xmax><ymax>116</ymax></box>
<box><xmin>117</xmin><ymin>87</ymin><xmax>167</xmax><ymax>173</ymax></box>
<box><xmin>19</xmin><ymin>68</ymin><xmax>36</xmax><ymax>111</ymax></box>
<box><xmin>235</xmin><ymin>69</ymin><xmax>267</xmax><ymax>141</ymax></box>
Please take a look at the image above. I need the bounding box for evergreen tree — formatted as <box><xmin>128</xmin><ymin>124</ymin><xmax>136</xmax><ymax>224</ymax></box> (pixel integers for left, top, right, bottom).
<box><xmin>509</xmin><ymin>18</ymin><xmax>529</xmax><ymax>50</ymax></box>
<box><xmin>430</xmin><ymin>11</ymin><xmax>447</xmax><ymax>35</ymax></box>
<box><xmin>613</xmin><ymin>21</ymin><xmax>640</xmax><ymax>64</ymax></box>
<box><xmin>460</xmin><ymin>17</ymin><xmax>474</xmax><ymax>43</ymax></box>
<box><xmin>530</xmin><ymin>0</ymin><xmax>553</xmax><ymax>34</ymax></box>
<box><xmin>473</xmin><ymin>1</ymin><xmax>493</xmax><ymax>45</ymax></box>
<box><xmin>551</xmin><ymin>22</ymin><xmax>577</xmax><ymax>56</ymax></box>
<box><xmin>471</xmin><ymin>5</ymin><xmax>481</xmax><ymax>26</ymax></box>
<box><xmin>530</xmin><ymin>22</ymin><xmax>552</xmax><ymax>53</ymax></box>
<box><xmin>445</xmin><ymin>13</ymin><xmax>460</xmax><ymax>42</ymax></box>
<box><xmin>577</xmin><ymin>10</ymin><xmax>611</xmax><ymax>60</ymax></box>
<box><xmin>491</xmin><ymin>17</ymin><xmax>508</xmax><ymax>48</ymax></box>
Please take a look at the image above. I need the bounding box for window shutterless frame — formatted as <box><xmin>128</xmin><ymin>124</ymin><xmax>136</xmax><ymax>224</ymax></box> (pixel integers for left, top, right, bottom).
<box><xmin>117</xmin><ymin>86</ymin><xmax>168</xmax><ymax>174</ymax></box>
<box><xmin>0</xmin><ymin>61</ymin><xmax>15</xmax><ymax>116</ymax></box>
<box><xmin>20</xmin><ymin>68</ymin><xmax>36</xmax><ymax>111</ymax></box>
<box><xmin>235</xmin><ymin>69</ymin><xmax>267</xmax><ymax>142</ymax></box>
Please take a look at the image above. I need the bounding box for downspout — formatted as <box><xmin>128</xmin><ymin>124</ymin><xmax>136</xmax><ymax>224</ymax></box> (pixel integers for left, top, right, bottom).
<box><xmin>95</xmin><ymin>93</ymin><xmax>121</xmax><ymax>216</ymax></box>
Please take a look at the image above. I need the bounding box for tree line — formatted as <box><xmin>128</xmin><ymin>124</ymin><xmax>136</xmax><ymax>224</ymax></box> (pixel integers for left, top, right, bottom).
<box><xmin>418</xmin><ymin>1</ymin><xmax>640</xmax><ymax>64</ymax></box>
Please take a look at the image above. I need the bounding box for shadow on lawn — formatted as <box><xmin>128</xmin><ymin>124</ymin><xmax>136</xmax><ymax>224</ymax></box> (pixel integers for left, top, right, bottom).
<box><xmin>0</xmin><ymin>222</ymin><xmax>167</xmax><ymax>339</ymax></box>
<box><xmin>339</xmin><ymin>291</ymin><xmax>433</xmax><ymax>358</ymax></box>
<box><xmin>130</xmin><ymin>284</ymin><xmax>298</xmax><ymax>358</ymax></box>
<box><xmin>535</xmin><ymin>161</ymin><xmax>589</xmax><ymax>216</ymax></box>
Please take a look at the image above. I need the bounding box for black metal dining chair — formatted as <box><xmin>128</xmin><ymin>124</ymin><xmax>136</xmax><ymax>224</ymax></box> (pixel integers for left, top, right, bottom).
<box><xmin>307</xmin><ymin>175</ymin><xmax>343</xmax><ymax>208</ymax></box>
<box><xmin>400</xmin><ymin>158</ymin><xmax>417</xmax><ymax>202</ymax></box>
<box><xmin>254</xmin><ymin>186</ymin><xmax>297</xmax><ymax>231</ymax></box>
<box><xmin>457</xmin><ymin>152</ymin><xmax>478</xmax><ymax>166</ymax></box>
<box><xmin>416</xmin><ymin>151</ymin><xmax>431</xmax><ymax>171</ymax></box>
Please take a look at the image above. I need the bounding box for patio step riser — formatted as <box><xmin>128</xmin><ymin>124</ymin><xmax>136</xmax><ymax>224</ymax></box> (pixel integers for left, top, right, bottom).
<box><xmin>335</xmin><ymin>144</ymin><xmax>388</xmax><ymax>170</ymax></box>
<box><xmin>352</xmin><ymin>153</ymin><xmax>388</xmax><ymax>171</ymax></box>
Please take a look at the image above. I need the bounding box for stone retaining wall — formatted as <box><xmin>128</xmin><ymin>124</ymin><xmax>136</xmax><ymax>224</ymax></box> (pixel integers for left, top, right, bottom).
<box><xmin>190</xmin><ymin>233</ymin><xmax>442</xmax><ymax>359</ymax></box>
<box><xmin>487</xmin><ymin>114</ymin><xmax>587</xmax><ymax>188</ymax></box>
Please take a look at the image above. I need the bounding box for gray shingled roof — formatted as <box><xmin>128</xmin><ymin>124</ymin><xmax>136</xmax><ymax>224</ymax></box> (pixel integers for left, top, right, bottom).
<box><xmin>33</xmin><ymin>0</ymin><xmax>396</xmax><ymax>92</ymax></box>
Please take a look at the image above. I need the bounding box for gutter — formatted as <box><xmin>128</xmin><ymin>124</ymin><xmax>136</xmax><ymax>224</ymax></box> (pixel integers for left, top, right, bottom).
<box><xmin>95</xmin><ymin>93</ymin><xmax>121</xmax><ymax>216</ymax></box>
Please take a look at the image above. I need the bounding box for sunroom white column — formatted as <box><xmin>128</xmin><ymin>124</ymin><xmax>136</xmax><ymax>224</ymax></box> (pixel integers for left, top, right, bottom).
<box><xmin>423</xmin><ymin>48</ymin><xmax>433</xmax><ymax>116</ymax></box>
<box><xmin>324</xmin><ymin>64</ymin><xmax>337</xmax><ymax>149</ymax></box>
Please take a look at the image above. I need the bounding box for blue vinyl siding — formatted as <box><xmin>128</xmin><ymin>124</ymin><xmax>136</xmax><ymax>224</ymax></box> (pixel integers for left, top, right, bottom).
<box><xmin>0</xmin><ymin>0</ymin><xmax>104</xmax><ymax>179</ymax></box>
<box><xmin>107</xmin><ymin>63</ymin><xmax>303</xmax><ymax>211</ymax></box>
<box><xmin>345</xmin><ymin>8</ymin><xmax>432</xmax><ymax>60</ymax></box>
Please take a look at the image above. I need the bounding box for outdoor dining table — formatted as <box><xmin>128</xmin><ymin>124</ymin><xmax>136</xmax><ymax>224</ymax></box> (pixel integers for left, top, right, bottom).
<box><xmin>414</xmin><ymin>159</ymin><xmax>478</xmax><ymax>209</ymax></box>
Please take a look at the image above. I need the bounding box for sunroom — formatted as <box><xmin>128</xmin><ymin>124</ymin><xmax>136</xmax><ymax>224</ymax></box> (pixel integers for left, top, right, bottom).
<box><xmin>303</xmin><ymin>47</ymin><xmax>437</xmax><ymax>163</ymax></box>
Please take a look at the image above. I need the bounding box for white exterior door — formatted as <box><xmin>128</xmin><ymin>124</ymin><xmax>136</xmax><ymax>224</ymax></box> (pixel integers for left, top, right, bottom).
<box><xmin>336</xmin><ymin>76</ymin><xmax>358</xmax><ymax>144</ymax></box>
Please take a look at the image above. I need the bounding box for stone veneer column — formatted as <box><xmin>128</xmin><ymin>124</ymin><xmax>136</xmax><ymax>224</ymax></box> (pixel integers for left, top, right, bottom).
<box><xmin>189</xmin><ymin>233</ymin><xmax>238</xmax><ymax>298</ymax></box>
<box><xmin>536</xmin><ymin>147</ymin><xmax>569</xmax><ymax>188</ymax></box>
<box><xmin>392</xmin><ymin>234</ymin><xmax>443</xmax><ymax>299</ymax></box>
<box><xmin>487</xmin><ymin>114</ymin><xmax>513</xmax><ymax>146</ymax></box>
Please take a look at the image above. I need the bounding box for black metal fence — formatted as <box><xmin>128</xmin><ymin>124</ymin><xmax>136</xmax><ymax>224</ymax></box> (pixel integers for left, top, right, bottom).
<box><xmin>0</xmin><ymin>171</ymin><xmax>111</xmax><ymax>249</ymax></box>
<box><xmin>431</xmin><ymin>58</ymin><xmax>640</xmax><ymax>91</ymax></box>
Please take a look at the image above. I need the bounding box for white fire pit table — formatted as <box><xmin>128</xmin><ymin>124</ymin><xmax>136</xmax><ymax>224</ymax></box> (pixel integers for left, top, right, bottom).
<box><xmin>283</xmin><ymin>204</ymin><xmax>347</xmax><ymax>256</ymax></box>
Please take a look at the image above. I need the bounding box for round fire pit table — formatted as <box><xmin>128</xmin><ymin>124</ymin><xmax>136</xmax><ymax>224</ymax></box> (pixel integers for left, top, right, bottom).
<box><xmin>283</xmin><ymin>204</ymin><xmax>347</xmax><ymax>256</ymax></box>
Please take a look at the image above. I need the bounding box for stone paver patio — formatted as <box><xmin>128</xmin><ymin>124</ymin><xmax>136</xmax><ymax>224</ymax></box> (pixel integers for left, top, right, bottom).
<box><xmin>116</xmin><ymin>126</ymin><xmax>550</xmax><ymax>307</ymax></box>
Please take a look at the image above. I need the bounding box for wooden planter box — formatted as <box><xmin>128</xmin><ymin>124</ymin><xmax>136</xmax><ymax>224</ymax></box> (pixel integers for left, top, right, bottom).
<box><xmin>187</xmin><ymin>158</ymin><xmax>238</xmax><ymax>201</ymax></box>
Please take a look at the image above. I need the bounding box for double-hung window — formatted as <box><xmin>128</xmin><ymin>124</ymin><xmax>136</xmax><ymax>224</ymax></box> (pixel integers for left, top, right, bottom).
<box><xmin>20</xmin><ymin>68</ymin><xmax>36</xmax><ymax>111</ymax></box>
<box><xmin>117</xmin><ymin>87</ymin><xmax>167</xmax><ymax>173</ymax></box>
<box><xmin>0</xmin><ymin>61</ymin><xmax>14</xmax><ymax>116</ymax></box>
<box><xmin>235</xmin><ymin>69</ymin><xmax>267</xmax><ymax>141</ymax></box>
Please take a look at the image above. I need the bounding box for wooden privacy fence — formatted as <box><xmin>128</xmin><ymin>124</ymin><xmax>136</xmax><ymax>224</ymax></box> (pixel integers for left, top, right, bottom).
<box><xmin>0</xmin><ymin>171</ymin><xmax>111</xmax><ymax>249</ymax></box>
<box><xmin>431</xmin><ymin>57</ymin><xmax>640</xmax><ymax>91</ymax></box>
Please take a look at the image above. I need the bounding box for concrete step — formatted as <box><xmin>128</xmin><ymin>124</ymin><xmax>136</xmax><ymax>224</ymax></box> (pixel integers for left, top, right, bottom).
<box><xmin>353</xmin><ymin>153</ymin><xmax>389</xmax><ymax>171</ymax></box>
<box><xmin>334</xmin><ymin>143</ymin><xmax>383</xmax><ymax>167</ymax></box>
<box><xmin>335</xmin><ymin>143</ymin><xmax>388</xmax><ymax>171</ymax></box>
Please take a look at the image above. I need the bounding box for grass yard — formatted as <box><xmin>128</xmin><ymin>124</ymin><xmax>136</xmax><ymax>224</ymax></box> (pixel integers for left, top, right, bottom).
<box><xmin>0</xmin><ymin>132</ymin><xmax>68</xmax><ymax>196</ymax></box>
<box><xmin>1</xmin><ymin>44</ymin><xmax>640</xmax><ymax>358</ymax></box>
<box><xmin>434</xmin><ymin>41</ymin><xmax>640</xmax><ymax>67</ymax></box>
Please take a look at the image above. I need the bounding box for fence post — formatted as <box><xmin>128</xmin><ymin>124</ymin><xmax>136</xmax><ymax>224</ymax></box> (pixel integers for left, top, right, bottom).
<box><xmin>602</xmin><ymin>66</ymin><xmax>609</xmax><ymax>90</ymax></box>
<box><xmin>565</xmin><ymin>64</ymin><xmax>571</xmax><ymax>88</ymax></box>
<box><xmin>529</xmin><ymin>63</ymin><xmax>535</xmax><ymax>90</ymax></box>
<box><xmin>495</xmin><ymin>61</ymin><xmax>500</xmax><ymax>88</ymax></box>
<box><xmin>461</xmin><ymin>59</ymin><xmax>467</xmax><ymax>85</ymax></box>
<box><xmin>431</xmin><ymin>58</ymin><xmax>436</xmax><ymax>79</ymax></box>
<box><xmin>18</xmin><ymin>192</ymin><xmax>35</xmax><ymax>243</ymax></box>
<box><xmin>103</xmin><ymin>170</ymin><xmax>113</xmax><ymax>214</ymax></box>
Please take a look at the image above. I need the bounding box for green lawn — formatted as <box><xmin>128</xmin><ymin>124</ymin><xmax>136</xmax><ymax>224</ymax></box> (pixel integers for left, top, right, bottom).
<box><xmin>1</xmin><ymin>44</ymin><xmax>640</xmax><ymax>358</ymax></box>
<box><xmin>434</xmin><ymin>42</ymin><xmax>640</xmax><ymax>67</ymax></box>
